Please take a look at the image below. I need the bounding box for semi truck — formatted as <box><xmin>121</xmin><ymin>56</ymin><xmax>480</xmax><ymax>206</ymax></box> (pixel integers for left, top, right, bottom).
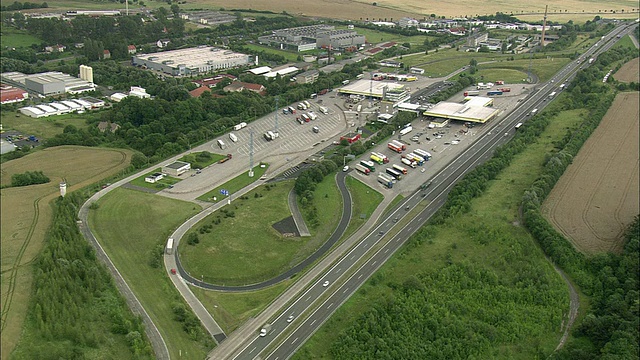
<box><xmin>404</xmin><ymin>153</ymin><xmax>424</xmax><ymax>165</ymax></box>
<box><xmin>392</xmin><ymin>164</ymin><xmax>408</xmax><ymax>175</ymax></box>
<box><xmin>370</xmin><ymin>153</ymin><xmax>385</xmax><ymax>164</ymax></box>
<box><xmin>360</xmin><ymin>160</ymin><xmax>376</xmax><ymax>172</ymax></box>
<box><xmin>355</xmin><ymin>164</ymin><xmax>371</xmax><ymax>175</ymax></box>
<box><xmin>263</xmin><ymin>131</ymin><xmax>279</xmax><ymax>141</ymax></box>
<box><xmin>233</xmin><ymin>122</ymin><xmax>247</xmax><ymax>131</ymax></box>
<box><xmin>529</xmin><ymin>108</ymin><xmax>538</xmax><ymax>116</ymax></box>
<box><xmin>377</xmin><ymin>174</ymin><xmax>394</xmax><ymax>188</ymax></box>
<box><xmin>166</xmin><ymin>238</ymin><xmax>174</xmax><ymax>254</ymax></box>
<box><xmin>388</xmin><ymin>142</ymin><xmax>403</xmax><ymax>153</ymax></box>
<box><xmin>464</xmin><ymin>90</ymin><xmax>480</xmax><ymax>96</ymax></box>
<box><xmin>386</xmin><ymin>168</ymin><xmax>403</xmax><ymax>180</ymax></box>
<box><xmin>401</xmin><ymin>157</ymin><xmax>417</xmax><ymax>168</ymax></box>
<box><xmin>399</xmin><ymin>126</ymin><xmax>413</xmax><ymax>136</ymax></box>
<box><xmin>414</xmin><ymin>149</ymin><xmax>432</xmax><ymax>160</ymax></box>
<box><xmin>371</xmin><ymin>152</ymin><xmax>389</xmax><ymax>164</ymax></box>
<box><xmin>391</xmin><ymin>140</ymin><xmax>406</xmax><ymax>151</ymax></box>
<box><xmin>229</xmin><ymin>133</ymin><xmax>238</xmax><ymax>142</ymax></box>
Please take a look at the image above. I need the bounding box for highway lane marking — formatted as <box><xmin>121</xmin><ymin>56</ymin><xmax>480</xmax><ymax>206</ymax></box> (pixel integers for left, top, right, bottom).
<box><xmin>328</xmin><ymin>302</ymin><xmax>334</xmax><ymax>309</ymax></box>
<box><xmin>306</xmin><ymin>296</ymin><xmax>311</xmax><ymax>301</ymax></box>
<box><xmin>350</xmin><ymin>255</ymin><xmax>355</xmax><ymax>260</ymax></box>
<box><xmin>407</xmin><ymin>226</ymin><xmax>413</xmax><ymax>231</ymax></box>
<box><xmin>337</xmin><ymin>268</ymin><xmax>341</xmax><ymax>273</ymax></box>
<box><xmin>358</xmin><ymin>274</ymin><xmax>363</xmax><ymax>279</ymax></box>
<box><xmin>343</xmin><ymin>287</ymin><xmax>349</xmax><ymax>293</ymax></box>
<box><xmin>311</xmin><ymin>319</ymin><xmax>317</xmax><ymax>326</ymax></box>
<box><xmin>372</xmin><ymin>260</ymin><xmax>377</xmax><ymax>266</ymax></box>
<box><xmin>384</xmin><ymin>248</ymin><xmax>389</xmax><ymax>253</ymax></box>
<box><xmin>250</xmin><ymin>347</ymin><xmax>256</xmax><ymax>354</ymax></box>
<box><xmin>292</xmin><ymin>337</ymin><xmax>299</xmax><ymax>344</ymax></box>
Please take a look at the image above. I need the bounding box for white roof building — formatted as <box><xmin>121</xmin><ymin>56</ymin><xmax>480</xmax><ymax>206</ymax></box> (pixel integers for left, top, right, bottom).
<box><xmin>60</xmin><ymin>100</ymin><xmax>81</xmax><ymax>110</ymax></box>
<box><xmin>19</xmin><ymin>106</ymin><xmax>47</xmax><ymax>117</ymax></box>
<box><xmin>71</xmin><ymin>99</ymin><xmax>92</xmax><ymax>109</ymax></box>
<box><xmin>129</xmin><ymin>86</ymin><xmax>150</xmax><ymax>99</ymax></box>
<box><xmin>249</xmin><ymin>66</ymin><xmax>272</xmax><ymax>75</ymax></box>
<box><xmin>110</xmin><ymin>92</ymin><xmax>128</xmax><ymax>102</ymax></box>
<box><xmin>35</xmin><ymin>104</ymin><xmax>58</xmax><ymax>115</ymax></box>
<box><xmin>49</xmin><ymin>102</ymin><xmax>70</xmax><ymax>113</ymax></box>
<box><xmin>263</xmin><ymin>66</ymin><xmax>298</xmax><ymax>78</ymax></box>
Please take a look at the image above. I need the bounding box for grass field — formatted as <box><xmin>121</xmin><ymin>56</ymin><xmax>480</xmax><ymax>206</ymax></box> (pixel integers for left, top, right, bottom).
<box><xmin>1</xmin><ymin>112</ymin><xmax>90</xmax><ymax>140</ymax></box>
<box><xmin>480</xmin><ymin>57</ymin><xmax>572</xmax><ymax>82</ymax></box>
<box><xmin>0</xmin><ymin>146</ymin><xmax>132</xmax><ymax>359</ymax></box>
<box><xmin>197</xmin><ymin>165</ymin><xmax>268</xmax><ymax>202</ymax></box>
<box><xmin>181</xmin><ymin>174</ymin><xmax>342</xmax><ymax>285</ymax></box>
<box><xmin>337</xmin><ymin>25</ymin><xmax>432</xmax><ymax>46</ymax></box>
<box><xmin>88</xmin><ymin>188</ymin><xmax>212</xmax><ymax>359</ymax></box>
<box><xmin>340</xmin><ymin>176</ymin><xmax>384</xmax><ymax>240</ymax></box>
<box><xmin>296</xmin><ymin>96</ymin><xmax>587</xmax><ymax>358</ymax></box>
<box><xmin>0</xmin><ymin>25</ymin><xmax>42</xmax><ymax>49</ymax></box>
<box><xmin>243</xmin><ymin>43</ymin><xmax>301</xmax><ymax>62</ymax></box>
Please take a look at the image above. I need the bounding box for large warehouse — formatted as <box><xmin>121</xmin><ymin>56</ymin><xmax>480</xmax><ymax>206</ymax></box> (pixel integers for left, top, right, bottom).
<box><xmin>337</xmin><ymin>80</ymin><xmax>410</xmax><ymax>104</ymax></box>
<box><xmin>1</xmin><ymin>71</ymin><xmax>95</xmax><ymax>96</ymax></box>
<box><xmin>258</xmin><ymin>24</ymin><xmax>365</xmax><ymax>52</ymax></box>
<box><xmin>422</xmin><ymin>97</ymin><xmax>500</xmax><ymax>124</ymax></box>
<box><xmin>133</xmin><ymin>46</ymin><xmax>252</xmax><ymax>76</ymax></box>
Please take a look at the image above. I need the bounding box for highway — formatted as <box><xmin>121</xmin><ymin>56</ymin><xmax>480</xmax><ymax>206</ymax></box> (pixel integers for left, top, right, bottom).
<box><xmin>227</xmin><ymin>21</ymin><xmax>636</xmax><ymax>360</ymax></box>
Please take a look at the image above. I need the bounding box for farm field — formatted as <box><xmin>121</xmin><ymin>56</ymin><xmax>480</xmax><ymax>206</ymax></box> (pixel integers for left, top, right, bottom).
<box><xmin>613</xmin><ymin>57</ymin><xmax>639</xmax><ymax>83</ymax></box>
<box><xmin>0</xmin><ymin>146</ymin><xmax>131</xmax><ymax>359</ymax></box>
<box><xmin>542</xmin><ymin>92</ymin><xmax>640</xmax><ymax>255</ymax></box>
<box><xmin>173</xmin><ymin>0</ymin><xmax>637</xmax><ymax>22</ymax></box>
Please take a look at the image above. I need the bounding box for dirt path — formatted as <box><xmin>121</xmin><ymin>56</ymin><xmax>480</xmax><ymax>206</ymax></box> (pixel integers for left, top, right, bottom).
<box><xmin>551</xmin><ymin>261</ymin><xmax>580</xmax><ymax>351</ymax></box>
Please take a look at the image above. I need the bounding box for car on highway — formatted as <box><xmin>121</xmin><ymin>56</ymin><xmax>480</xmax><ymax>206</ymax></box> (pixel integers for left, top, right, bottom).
<box><xmin>287</xmin><ymin>315</ymin><xmax>294</xmax><ymax>323</ymax></box>
<box><xmin>322</xmin><ymin>281</ymin><xmax>330</xmax><ymax>287</ymax></box>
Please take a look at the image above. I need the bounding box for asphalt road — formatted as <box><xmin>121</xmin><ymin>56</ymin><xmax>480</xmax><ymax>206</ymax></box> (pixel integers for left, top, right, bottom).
<box><xmin>231</xmin><ymin>21</ymin><xmax>636</xmax><ymax>360</ymax></box>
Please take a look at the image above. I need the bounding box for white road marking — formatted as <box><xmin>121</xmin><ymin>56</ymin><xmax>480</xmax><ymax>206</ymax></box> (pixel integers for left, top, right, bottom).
<box><xmin>292</xmin><ymin>337</ymin><xmax>299</xmax><ymax>344</ymax></box>
<box><xmin>328</xmin><ymin>302</ymin><xmax>334</xmax><ymax>309</ymax></box>
<box><xmin>250</xmin><ymin>347</ymin><xmax>256</xmax><ymax>354</ymax></box>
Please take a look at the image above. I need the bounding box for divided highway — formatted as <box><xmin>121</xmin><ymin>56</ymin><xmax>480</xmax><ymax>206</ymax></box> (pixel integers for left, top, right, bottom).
<box><xmin>227</xmin><ymin>22</ymin><xmax>636</xmax><ymax>360</ymax></box>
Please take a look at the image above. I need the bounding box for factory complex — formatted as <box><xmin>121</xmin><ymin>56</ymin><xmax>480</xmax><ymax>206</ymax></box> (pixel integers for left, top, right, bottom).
<box><xmin>259</xmin><ymin>24</ymin><xmax>365</xmax><ymax>52</ymax></box>
<box><xmin>132</xmin><ymin>46</ymin><xmax>252</xmax><ymax>76</ymax></box>
<box><xmin>1</xmin><ymin>71</ymin><xmax>95</xmax><ymax>96</ymax></box>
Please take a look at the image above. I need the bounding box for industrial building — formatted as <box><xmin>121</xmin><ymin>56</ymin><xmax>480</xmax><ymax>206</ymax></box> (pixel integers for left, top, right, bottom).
<box><xmin>422</xmin><ymin>97</ymin><xmax>499</xmax><ymax>124</ymax></box>
<box><xmin>0</xmin><ymin>84</ymin><xmax>28</xmax><ymax>104</ymax></box>
<box><xmin>338</xmin><ymin>80</ymin><xmax>410</xmax><ymax>105</ymax></box>
<box><xmin>162</xmin><ymin>161</ymin><xmax>191</xmax><ymax>176</ymax></box>
<box><xmin>296</xmin><ymin>70</ymin><xmax>320</xmax><ymax>84</ymax></box>
<box><xmin>18</xmin><ymin>97</ymin><xmax>104</xmax><ymax>118</ymax></box>
<box><xmin>258</xmin><ymin>24</ymin><xmax>365</xmax><ymax>52</ymax></box>
<box><xmin>1</xmin><ymin>71</ymin><xmax>95</xmax><ymax>96</ymax></box>
<box><xmin>133</xmin><ymin>46</ymin><xmax>252</xmax><ymax>76</ymax></box>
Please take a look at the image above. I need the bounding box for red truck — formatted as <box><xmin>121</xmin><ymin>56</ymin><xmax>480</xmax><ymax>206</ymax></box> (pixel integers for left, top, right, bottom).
<box><xmin>496</xmin><ymin>80</ymin><xmax>504</xmax><ymax>85</ymax></box>
<box><xmin>319</xmin><ymin>88</ymin><xmax>329</xmax><ymax>95</ymax></box>
<box><xmin>218</xmin><ymin>153</ymin><xmax>233</xmax><ymax>163</ymax></box>
<box><xmin>388</xmin><ymin>142</ymin><xmax>403</xmax><ymax>153</ymax></box>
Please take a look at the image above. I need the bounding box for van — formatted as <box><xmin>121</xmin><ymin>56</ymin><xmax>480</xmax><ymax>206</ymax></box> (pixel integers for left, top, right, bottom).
<box><xmin>229</xmin><ymin>133</ymin><xmax>238</xmax><ymax>142</ymax></box>
<box><xmin>312</xmin><ymin>126</ymin><xmax>319</xmax><ymax>133</ymax></box>
<box><xmin>217</xmin><ymin>139</ymin><xmax>226</xmax><ymax>149</ymax></box>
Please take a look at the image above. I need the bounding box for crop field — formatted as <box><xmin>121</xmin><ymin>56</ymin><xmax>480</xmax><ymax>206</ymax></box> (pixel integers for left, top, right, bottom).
<box><xmin>613</xmin><ymin>57</ymin><xmax>639</xmax><ymax>83</ymax></box>
<box><xmin>542</xmin><ymin>92</ymin><xmax>639</xmax><ymax>255</ymax></box>
<box><xmin>0</xmin><ymin>146</ymin><xmax>131</xmax><ymax>359</ymax></box>
<box><xmin>173</xmin><ymin>0</ymin><xmax>637</xmax><ymax>22</ymax></box>
<box><xmin>0</xmin><ymin>25</ymin><xmax>42</xmax><ymax>49</ymax></box>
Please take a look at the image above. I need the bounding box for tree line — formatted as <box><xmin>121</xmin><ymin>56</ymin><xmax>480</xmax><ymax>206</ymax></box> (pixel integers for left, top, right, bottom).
<box><xmin>9</xmin><ymin>170</ymin><xmax>50</xmax><ymax>187</ymax></box>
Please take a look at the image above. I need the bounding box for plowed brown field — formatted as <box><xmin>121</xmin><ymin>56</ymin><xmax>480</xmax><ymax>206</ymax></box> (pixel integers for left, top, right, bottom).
<box><xmin>614</xmin><ymin>57</ymin><xmax>640</xmax><ymax>83</ymax></box>
<box><xmin>542</xmin><ymin>92</ymin><xmax>639</xmax><ymax>255</ymax></box>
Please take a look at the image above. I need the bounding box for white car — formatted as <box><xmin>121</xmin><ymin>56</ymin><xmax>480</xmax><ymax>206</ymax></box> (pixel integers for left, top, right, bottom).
<box><xmin>287</xmin><ymin>315</ymin><xmax>294</xmax><ymax>323</ymax></box>
<box><xmin>323</xmin><ymin>280</ymin><xmax>330</xmax><ymax>287</ymax></box>
<box><xmin>342</xmin><ymin>165</ymin><xmax>349</xmax><ymax>172</ymax></box>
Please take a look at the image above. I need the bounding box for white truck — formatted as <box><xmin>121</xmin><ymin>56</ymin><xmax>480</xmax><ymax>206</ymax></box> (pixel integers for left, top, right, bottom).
<box><xmin>166</xmin><ymin>238</ymin><xmax>174</xmax><ymax>254</ymax></box>
<box><xmin>233</xmin><ymin>122</ymin><xmax>247</xmax><ymax>131</ymax></box>
<box><xmin>217</xmin><ymin>139</ymin><xmax>226</xmax><ymax>149</ymax></box>
<box><xmin>263</xmin><ymin>131</ymin><xmax>279</xmax><ymax>141</ymax></box>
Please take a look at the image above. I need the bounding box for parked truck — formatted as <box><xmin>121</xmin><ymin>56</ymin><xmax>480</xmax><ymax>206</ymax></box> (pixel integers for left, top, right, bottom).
<box><xmin>464</xmin><ymin>90</ymin><xmax>480</xmax><ymax>96</ymax></box>
<box><xmin>414</xmin><ymin>149</ymin><xmax>432</xmax><ymax>160</ymax></box>
<box><xmin>388</xmin><ymin>142</ymin><xmax>403</xmax><ymax>153</ymax></box>
<box><xmin>263</xmin><ymin>131</ymin><xmax>279</xmax><ymax>141</ymax></box>
<box><xmin>217</xmin><ymin>139</ymin><xmax>227</xmax><ymax>149</ymax></box>
<box><xmin>404</xmin><ymin>153</ymin><xmax>424</xmax><ymax>166</ymax></box>
<box><xmin>319</xmin><ymin>106</ymin><xmax>329</xmax><ymax>114</ymax></box>
<box><xmin>360</xmin><ymin>160</ymin><xmax>376</xmax><ymax>172</ymax></box>
<box><xmin>386</xmin><ymin>168</ymin><xmax>403</xmax><ymax>180</ymax></box>
<box><xmin>391</xmin><ymin>140</ymin><xmax>407</xmax><ymax>151</ymax></box>
<box><xmin>229</xmin><ymin>133</ymin><xmax>238</xmax><ymax>142</ymax></box>
<box><xmin>392</xmin><ymin>164</ymin><xmax>408</xmax><ymax>175</ymax></box>
<box><xmin>401</xmin><ymin>157</ymin><xmax>417</xmax><ymax>168</ymax></box>
<box><xmin>233</xmin><ymin>122</ymin><xmax>247</xmax><ymax>131</ymax></box>
<box><xmin>260</xmin><ymin>324</ymin><xmax>272</xmax><ymax>337</ymax></box>
<box><xmin>355</xmin><ymin>164</ymin><xmax>371</xmax><ymax>175</ymax></box>
<box><xmin>371</xmin><ymin>152</ymin><xmax>389</xmax><ymax>164</ymax></box>
<box><xmin>377</xmin><ymin>174</ymin><xmax>394</xmax><ymax>188</ymax></box>
<box><xmin>399</xmin><ymin>126</ymin><xmax>413</xmax><ymax>136</ymax></box>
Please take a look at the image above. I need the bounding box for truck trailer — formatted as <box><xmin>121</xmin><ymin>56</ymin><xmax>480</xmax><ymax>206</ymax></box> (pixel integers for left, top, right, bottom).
<box><xmin>413</xmin><ymin>149</ymin><xmax>432</xmax><ymax>160</ymax></box>
<box><xmin>464</xmin><ymin>90</ymin><xmax>480</xmax><ymax>96</ymax></box>
<box><xmin>360</xmin><ymin>160</ymin><xmax>376</xmax><ymax>172</ymax></box>
<box><xmin>392</xmin><ymin>164</ymin><xmax>408</xmax><ymax>175</ymax></box>
<box><xmin>166</xmin><ymin>238</ymin><xmax>174</xmax><ymax>254</ymax></box>
<box><xmin>487</xmin><ymin>91</ymin><xmax>503</xmax><ymax>96</ymax></box>
<box><xmin>355</xmin><ymin>164</ymin><xmax>371</xmax><ymax>175</ymax></box>
<box><xmin>388</xmin><ymin>142</ymin><xmax>403</xmax><ymax>153</ymax></box>
<box><xmin>372</xmin><ymin>152</ymin><xmax>389</xmax><ymax>163</ymax></box>
<box><xmin>399</xmin><ymin>126</ymin><xmax>413</xmax><ymax>136</ymax></box>
<box><xmin>401</xmin><ymin>157</ymin><xmax>417</xmax><ymax>168</ymax></box>
<box><xmin>370</xmin><ymin>153</ymin><xmax>385</xmax><ymax>165</ymax></box>
<box><xmin>377</xmin><ymin>174</ymin><xmax>394</xmax><ymax>188</ymax></box>
<box><xmin>391</xmin><ymin>140</ymin><xmax>407</xmax><ymax>151</ymax></box>
<box><xmin>263</xmin><ymin>131</ymin><xmax>279</xmax><ymax>141</ymax></box>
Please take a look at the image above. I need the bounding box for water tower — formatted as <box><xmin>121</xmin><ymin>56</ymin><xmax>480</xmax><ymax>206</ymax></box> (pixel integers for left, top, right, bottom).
<box><xmin>59</xmin><ymin>181</ymin><xmax>67</xmax><ymax>197</ymax></box>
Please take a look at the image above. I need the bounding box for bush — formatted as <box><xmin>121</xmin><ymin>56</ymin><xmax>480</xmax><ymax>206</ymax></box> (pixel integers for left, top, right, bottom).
<box><xmin>10</xmin><ymin>170</ymin><xmax>50</xmax><ymax>187</ymax></box>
